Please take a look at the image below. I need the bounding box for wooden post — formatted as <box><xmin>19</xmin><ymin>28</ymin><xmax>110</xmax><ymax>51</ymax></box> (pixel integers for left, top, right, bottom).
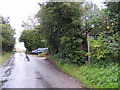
<box><xmin>87</xmin><ymin>33</ymin><xmax>90</xmax><ymax>63</ymax></box>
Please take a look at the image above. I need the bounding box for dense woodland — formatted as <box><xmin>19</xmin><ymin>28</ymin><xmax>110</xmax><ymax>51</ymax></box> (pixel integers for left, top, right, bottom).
<box><xmin>0</xmin><ymin>16</ymin><xmax>15</xmax><ymax>53</ymax></box>
<box><xmin>20</xmin><ymin>1</ymin><xmax>119</xmax><ymax>64</ymax></box>
<box><xmin>19</xmin><ymin>1</ymin><xmax>119</xmax><ymax>88</ymax></box>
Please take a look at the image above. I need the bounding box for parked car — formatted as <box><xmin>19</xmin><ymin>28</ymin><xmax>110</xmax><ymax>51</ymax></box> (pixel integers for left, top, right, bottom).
<box><xmin>30</xmin><ymin>48</ymin><xmax>48</xmax><ymax>55</ymax></box>
<box><xmin>30</xmin><ymin>50</ymin><xmax>37</xmax><ymax>54</ymax></box>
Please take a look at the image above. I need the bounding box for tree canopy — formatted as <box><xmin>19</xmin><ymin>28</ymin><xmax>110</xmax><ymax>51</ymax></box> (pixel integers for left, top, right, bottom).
<box><xmin>19</xmin><ymin>17</ymin><xmax>46</xmax><ymax>51</ymax></box>
<box><xmin>0</xmin><ymin>16</ymin><xmax>15</xmax><ymax>52</ymax></box>
<box><xmin>20</xmin><ymin>1</ymin><xmax>119</xmax><ymax>63</ymax></box>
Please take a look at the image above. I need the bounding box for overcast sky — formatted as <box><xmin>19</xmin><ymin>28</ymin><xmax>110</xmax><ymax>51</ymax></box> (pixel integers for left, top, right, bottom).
<box><xmin>0</xmin><ymin>0</ymin><xmax>46</xmax><ymax>39</ymax></box>
<box><xmin>0</xmin><ymin>0</ymin><xmax>104</xmax><ymax>41</ymax></box>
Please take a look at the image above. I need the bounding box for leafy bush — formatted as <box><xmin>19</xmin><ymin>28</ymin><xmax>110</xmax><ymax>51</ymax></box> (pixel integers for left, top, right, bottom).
<box><xmin>59</xmin><ymin>35</ymin><xmax>87</xmax><ymax>64</ymax></box>
<box><xmin>48</xmin><ymin>55</ymin><xmax>119</xmax><ymax>88</ymax></box>
<box><xmin>82</xmin><ymin>62</ymin><xmax>118</xmax><ymax>88</ymax></box>
<box><xmin>69</xmin><ymin>50</ymin><xmax>86</xmax><ymax>64</ymax></box>
<box><xmin>89</xmin><ymin>33</ymin><xmax>119</xmax><ymax>62</ymax></box>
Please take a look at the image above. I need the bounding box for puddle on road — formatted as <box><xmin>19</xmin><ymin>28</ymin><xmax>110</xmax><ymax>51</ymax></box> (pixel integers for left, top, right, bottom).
<box><xmin>35</xmin><ymin>71</ymin><xmax>53</xmax><ymax>88</ymax></box>
<box><xmin>35</xmin><ymin>71</ymin><xmax>43</xmax><ymax>79</ymax></box>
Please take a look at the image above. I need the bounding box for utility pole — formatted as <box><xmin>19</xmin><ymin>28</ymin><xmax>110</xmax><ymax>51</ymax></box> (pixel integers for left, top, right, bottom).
<box><xmin>87</xmin><ymin>33</ymin><xmax>90</xmax><ymax>63</ymax></box>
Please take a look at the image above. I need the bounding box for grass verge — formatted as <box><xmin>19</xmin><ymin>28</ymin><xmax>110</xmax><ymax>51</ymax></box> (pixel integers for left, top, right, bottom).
<box><xmin>0</xmin><ymin>52</ymin><xmax>13</xmax><ymax>66</ymax></box>
<box><xmin>38</xmin><ymin>51</ymin><xmax>48</xmax><ymax>57</ymax></box>
<box><xmin>46</xmin><ymin>55</ymin><xmax>119</xmax><ymax>88</ymax></box>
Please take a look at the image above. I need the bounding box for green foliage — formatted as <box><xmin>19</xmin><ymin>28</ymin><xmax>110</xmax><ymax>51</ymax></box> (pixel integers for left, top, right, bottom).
<box><xmin>36</xmin><ymin>1</ymin><xmax>119</xmax><ymax>64</ymax></box>
<box><xmin>72</xmin><ymin>50</ymin><xmax>86</xmax><ymax>64</ymax></box>
<box><xmin>38</xmin><ymin>51</ymin><xmax>48</xmax><ymax>57</ymax></box>
<box><xmin>0</xmin><ymin>16</ymin><xmax>15</xmax><ymax>52</ymax></box>
<box><xmin>36</xmin><ymin>2</ymin><xmax>86</xmax><ymax>63</ymax></box>
<box><xmin>104</xmin><ymin>1</ymin><xmax>119</xmax><ymax>38</ymax></box>
<box><xmin>0</xmin><ymin>52</ymin><xmax>13</xmax><ymax>66</ymax></box>
<box><xmin>89</xmin><ymin>32</ymin><xmax>119</xmax><ymax>62</ymax></box>
<box><xmin>19</xmin><ymin>29</ymin><xmax>45</xmax><ymax>51</ymax></box>
<box><xmin>19</xmin><ymin>1</ymin><xmax>120</xmax><ymax>66</ymax></box>
<box><xmin>19</xmin><ymin>17</ymin><xmax>46</xmax><ymax>51</ymax></box>
<box><xmin>59</xmin><ymin>35</ymin><xmax>86</xmax><ymax>64</ymax></box>
<box><xmin>80</xmin><ymin>62</ymin><xmax>118</xmax><ymax>88</ymax></box>
<box><xmin>49</xmin><ymin>55</ymin><xmax>119</xmax><ymax>88</ymax></box>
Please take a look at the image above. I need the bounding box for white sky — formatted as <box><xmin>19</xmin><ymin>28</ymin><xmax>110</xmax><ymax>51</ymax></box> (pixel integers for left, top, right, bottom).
<box><xmin>0</xmin><ymin>0</ymin><xmax>45</xmax><ymax>39</ymax></box>
<box><xmin>0</xmin><ymin>0</ymin><xmax>45</xmax><ymax>49</ymax></box>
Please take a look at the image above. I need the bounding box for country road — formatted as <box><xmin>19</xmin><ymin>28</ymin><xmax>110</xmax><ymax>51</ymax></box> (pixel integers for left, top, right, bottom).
<box><xmin>0</xmin><ymin>52</ymin><xmax>82</xmax><ymax>88</ymax></box>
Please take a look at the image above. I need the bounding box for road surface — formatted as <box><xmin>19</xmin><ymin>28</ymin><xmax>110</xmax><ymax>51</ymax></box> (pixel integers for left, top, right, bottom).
<box><xmin>0</xmin><ymin>52</ymin><xmax>82</xmax><ymax>88</ymax></box>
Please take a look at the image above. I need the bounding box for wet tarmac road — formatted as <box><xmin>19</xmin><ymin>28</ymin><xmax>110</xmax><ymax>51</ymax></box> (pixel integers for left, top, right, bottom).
<box><xmin>0</xmin><ymin>53</ymin><xmax>82</xmax><ymax>88</ymax></box>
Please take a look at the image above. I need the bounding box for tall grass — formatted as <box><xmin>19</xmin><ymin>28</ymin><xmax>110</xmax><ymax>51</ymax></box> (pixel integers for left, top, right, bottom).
<box><xmin>0</xmin><ymin>52</ymin><xmax>13</xmax><ymax>66</ymax></box>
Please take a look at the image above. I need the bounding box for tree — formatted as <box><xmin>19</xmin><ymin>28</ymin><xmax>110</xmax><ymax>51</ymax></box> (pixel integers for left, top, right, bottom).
<box><xmin>21</xmin><ymin>16</ymin><xmax>38</xmax><ymax>30</ymax></box>
<box><xmin>104</xmin><ymin>1</ymin><xmax>120</xmax><ymax>62</ymax></box>
<box><xmin>20</xmin><ymin>17</ymin><xmax>46</xmax><ymax>51</ymax></box>
<box><xmin>36</xmin><ymin>2</ymin><xmax>88</xmax><ymax>64</ymax></box>
<box><xmin>19</xmin><ymin>29</ymin><xmax>45</xmax><ymax>51</ymax></box>
<box><xmin>0</xmin><ymin>16</ymin><xmax>15</xmax><ymax>52</ymax></box>
<box><xmin>86</xmin><ymin>1</ymin><xmax>120</xmax><ymax>62</ymax></box>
